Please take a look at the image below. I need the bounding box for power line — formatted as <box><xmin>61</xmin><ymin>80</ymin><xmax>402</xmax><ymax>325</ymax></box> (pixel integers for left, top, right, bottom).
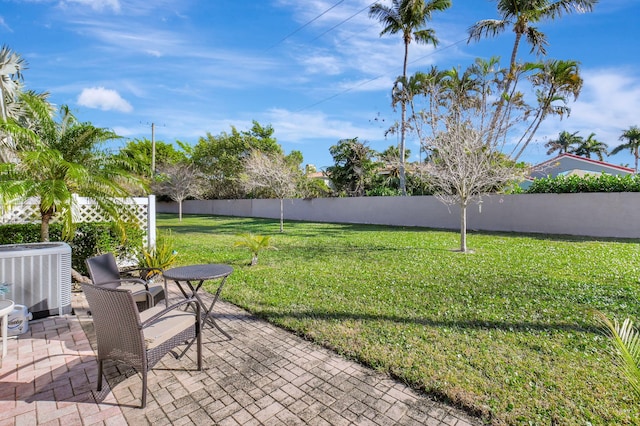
<box><xmin>310</xmin><ymin>1</ymin><xmax>377</xmax><ymax>42</ymax></box>
<box><xmin>296</xmin><ymin>38</ymin><xmax>468</xmax><ymax>112</ymax></box>
<box><xmin>265</xmin><ymin>0</ymin><xmax>346</xmax><ymax>51</ymax></box>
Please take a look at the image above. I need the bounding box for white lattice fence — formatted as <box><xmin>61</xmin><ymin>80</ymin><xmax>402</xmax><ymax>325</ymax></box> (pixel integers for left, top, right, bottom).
<box><xmin>0</xmin><ymin>194</ymin><xmax>156</xmax><ymax>248</ymax></box>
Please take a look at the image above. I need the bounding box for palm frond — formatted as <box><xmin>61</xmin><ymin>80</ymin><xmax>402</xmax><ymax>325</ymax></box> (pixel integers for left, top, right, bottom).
<box><xmin>595</xmin><ymin>311</ymin><xmax>640</xmax><ymax>399</ymax></box>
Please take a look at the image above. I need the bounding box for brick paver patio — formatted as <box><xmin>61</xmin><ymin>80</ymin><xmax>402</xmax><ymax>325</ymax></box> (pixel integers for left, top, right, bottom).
<box><xmin>0</xmin><ymin>283</ymin><xmax>482</xmax><ymax>425</ymax></box>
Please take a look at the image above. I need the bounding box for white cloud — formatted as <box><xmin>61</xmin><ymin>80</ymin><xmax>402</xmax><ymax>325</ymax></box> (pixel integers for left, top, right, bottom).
<box><xmin>538</xmin><ymin>68</ymin><xmax>640</xmax><ymax>143</ymax></box>
<box><xmin>77</xmin><ymin>87</ymin><xmax>133</xmax><ymax>112</ymax></box>
<box><xmin>264</xmin><ymin>108</ymin><xmax>381</xmax><ymax>141</ymax></box>
<box><xmin>0</xmin><ymin>16</ymin><xmax>12</xmax><ymax>32</ymax></box>
<box><xmin>525</xmin><ymin>67</ymin><xmax>640</xmax><ymax>164</ymax></box>
<box><xmin>302</xmin><ymin>55</ymin><xmax>342</xmax><ymax>75</ymax></box>
<box><xmin>64</xmin><ymin>0</ymin><xmax>121</xmax><ymax>13</ymax></box>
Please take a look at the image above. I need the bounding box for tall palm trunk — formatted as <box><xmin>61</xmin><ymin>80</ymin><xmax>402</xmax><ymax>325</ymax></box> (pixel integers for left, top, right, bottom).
<box><xmin>398</xmin><ymin>39</ymin><xmax>410</xmax><ymax>196</ymax></box>
<box><xmin>40</xmin><ymin>206</ymin><xmax>54</xmax><ymax>242</ymax></box>
<box><xmin>488</xmin><ymin>31</ymin><xmax>523</xmax><ymax>147</ymax></box>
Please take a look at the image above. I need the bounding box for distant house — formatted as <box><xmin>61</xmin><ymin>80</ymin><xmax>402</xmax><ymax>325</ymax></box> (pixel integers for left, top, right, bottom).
<box><xmin>519</xmin><ymin>153</ymin><xmax>634</xmax><ymax>188</ymax></box>
<box><xmin>307</xmin><ymin>171</ymin><xmax>332</xmax><ymax>189</ymax></box>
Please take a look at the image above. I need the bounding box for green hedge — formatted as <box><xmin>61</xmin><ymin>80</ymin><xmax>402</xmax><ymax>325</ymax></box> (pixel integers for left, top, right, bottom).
<box><xmin>526</xmin><ymin>173</ymin><xmax>640</xmax><ymax>193</ymax></box>
<box><xmin>0</xmin><ymin>222</ymin><xmax>143</xmax><ymax>275</ymax></box>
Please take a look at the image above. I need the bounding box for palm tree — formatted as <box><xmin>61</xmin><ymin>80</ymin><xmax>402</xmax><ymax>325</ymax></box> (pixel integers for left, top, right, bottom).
<box><xmin>0</xmin><ymin>45</ymin><xmax>26</xmax><ymax>121</ymax></box>
<box><xmin>393</xmin><ymin>67</ymin><xmax>446</xmax><ymax>154</ymax></box>
<box><xmin>233</xmin><ymin>233</ymin><xmax>276</xmax><ymax>266</ymax></box>
<box><xmin>573</xmin><ymin>132</ymin><xmax>608</xmax><ymax>161</ymax></box>
<box><xmin>512</xmin><ymin>59</ymin><xmax>583</xmax><ymax>160</ymax></box>
<box><xmin>369</xmin><ymin>0</ymin><xmax>451</xmax><ymax>196</ymax></box>
<box><xmin>610</xmin><ymin>126</ymin><xmax>640</xmax><ymax>173</ymax></box>
<box><xmin>0</xmin><ymin>93</ymin><xmax>144</xmax><ymax>241</ymax></box>
<box><xmin>468</xmin><ymin>0</ymin><xmax>597</xmax><ymax>149</ymax></box>
<box><xmin>544</xmin><ymin>130</ymin><xmax>582</xmax><ymax>156</ymax></box>
<box><xmin>0</xmin><ymin>45</ymin><xmax>27</xmax><ymax>162</ymax></box>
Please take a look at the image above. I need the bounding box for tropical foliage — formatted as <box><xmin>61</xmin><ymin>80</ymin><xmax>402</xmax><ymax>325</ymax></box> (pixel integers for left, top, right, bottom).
<box><xmin>611</xmin><ymin>125</ymin><xmax>640</xmax><ymax>173</ymax></box>
<box><xmin>0</xmin><ymin>93</ymin><xmax>144</xmax><ymax>241</ymax></box>
<box><xmin>0</xmin><ymin>45</ymin><xmax>27</xmax><ymax>162</ymax></box>
<box><xmin>138</xmin><ymin>230</ymin><xmax>178</xmax><ymax>278</ymax></box>
<box><xmin>326</xmin><ymin>138</ymin><xmax>379</xmax><ymax>197</ymax></box>
<box><xmin>468</xmin><ymin>0</ymin><xmax>596</xmax><ymax>159</ymax></box>
<box><xmin>369</xmin><ymin>0</ymin><xmax>451</xmax><ymax>195</ymax></box>
<box><xmin>233</xmin><ymin>232</ymin><xmax>276</xmax><ymax>266</ymax></box>
<box><xmin>544</xmin><ymin>130</ymin><xmax>583</xmax><ymax>155</ymax></box>
<box><xmin>572</xmin><ymin>132</ymin><xmax>608</xmax><ymax>160</ymax></box>
<box><xmin>595</xmin><ymin>311</ymin><xmax>640</xmax><ymax>400</ymax></box>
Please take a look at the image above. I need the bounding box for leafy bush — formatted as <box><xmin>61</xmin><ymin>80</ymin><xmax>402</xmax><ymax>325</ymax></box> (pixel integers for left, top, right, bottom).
<box><xmin>0</xmin><ymin>222</ymin><xmax>143</xmax><ymax>275</ymax></box>
<box><xmin>366</xmin><ymin>186</ymin><xmax>402</xmax><ymax>197</ymax></box>
<box><xmin>526</xmin><ymin>173</ymin><xmax>640</xmax><ymax>193</ymax></box>
<box><xmin>0</xmin><ymin>223</ymin><xmax>63</xmax><ymax>244</ymax></box>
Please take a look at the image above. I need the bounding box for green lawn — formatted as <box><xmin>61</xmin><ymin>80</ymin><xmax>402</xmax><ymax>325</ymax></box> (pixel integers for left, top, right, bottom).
<box><xmin>158</xmin><ymin>214</ymin><xmax>640</xmax><ymax>425</ymax></box>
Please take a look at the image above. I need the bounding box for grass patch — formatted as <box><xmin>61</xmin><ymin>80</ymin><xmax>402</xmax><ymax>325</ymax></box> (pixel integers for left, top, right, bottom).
<box><xmin>158</xmin><ymin>213</ymin><xmax>640</xmax><ymax>424</ymax></box>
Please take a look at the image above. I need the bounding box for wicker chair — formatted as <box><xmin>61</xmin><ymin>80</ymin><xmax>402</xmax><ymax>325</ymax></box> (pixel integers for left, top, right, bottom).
<box><xmin>85</xmin><ymin>253</ymin><xmax>166</xmax><ymax>311</ymax></box>
<box><xmin>82</xmin><ymin>283</ymin><xmax>202</xmax><ymax>408</ymax></box>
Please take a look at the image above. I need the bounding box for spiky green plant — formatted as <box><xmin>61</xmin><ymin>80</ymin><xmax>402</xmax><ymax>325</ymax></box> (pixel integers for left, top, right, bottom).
<box><xmin>138</xmin><ymin>230</ymin><xmax>177</xmax><ymax>279</ymax></box>
<box><xmin>233</xmin><ymin>233</ymin><xmax>276</xmax><ymax>266</ymax></box>
<box><xmin>595</xmin><ymin>311</ymin><xmax>640</xmax><ymax>399</ymax></box>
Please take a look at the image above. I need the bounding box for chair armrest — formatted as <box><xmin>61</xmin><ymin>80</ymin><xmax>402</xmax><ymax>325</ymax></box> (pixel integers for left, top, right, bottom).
<box><xmin>90</xmin><ymin>280</ymin><xmax>154</xmax><ymax>307</ymax></box>
<box><xmin>97</xmin><ymin>278</ymin><xmax>148</xmax><ymax>286</ymax></box>
<box><xmin>140</xmin><ymin>297</ymin><xmax>200</xmax><ymax>328</ymax></box>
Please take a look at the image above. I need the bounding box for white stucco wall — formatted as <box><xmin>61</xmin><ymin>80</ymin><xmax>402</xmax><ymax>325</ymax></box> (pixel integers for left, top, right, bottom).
<box><xmin>157</xmin><ymin>193</ymin><xmax>640</xmax><ymax>239</ymax></box>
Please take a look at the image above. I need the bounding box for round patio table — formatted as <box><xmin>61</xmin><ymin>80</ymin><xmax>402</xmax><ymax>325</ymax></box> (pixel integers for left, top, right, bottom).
<box><xmin>163</xmin><ymin>264</ymin><xmax>233</xmax><ymax>339</ymax></box>
<box><xmin>0</xmin><ymin>299</ymin><xmax>15</xmax><ymax>359</ymax></box>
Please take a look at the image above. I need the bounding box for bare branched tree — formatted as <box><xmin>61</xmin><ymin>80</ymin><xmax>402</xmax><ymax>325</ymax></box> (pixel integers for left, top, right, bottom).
<box><xmin>409</xmin><ymin>58</ymin><xmax>533</xmax><ymax>252</ymax></box>
<box><xmin>242</xmin><ymin>150</ymin><xmax>299</xmax><ymax>232</ymax></box>
<box><xmin>153</xmin><ymin>162</ymin><xmax>204</xmax><ymax>221</ymax></box>
<box><xmin>425</xmin><ymin>121</ymin><xmax>524</xmax><ymax>252</ymax></box>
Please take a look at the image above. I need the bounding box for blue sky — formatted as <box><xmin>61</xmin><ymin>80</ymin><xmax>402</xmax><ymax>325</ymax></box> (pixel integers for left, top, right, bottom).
<box><xmin>2</xmin><ymin>0</ymin><xmax>639</xmax><ymax>170</ymax></box>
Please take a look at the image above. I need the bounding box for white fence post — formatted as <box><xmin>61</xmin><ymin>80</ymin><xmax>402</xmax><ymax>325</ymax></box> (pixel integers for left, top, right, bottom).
<box><xmin>147</xmin><ymin>194</ymin><xmax>156</xmax><ymax>249</ymax></box>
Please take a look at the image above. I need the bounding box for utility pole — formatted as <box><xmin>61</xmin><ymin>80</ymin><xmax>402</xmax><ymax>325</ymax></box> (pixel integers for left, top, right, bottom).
<box><xmin>151</xmin><ymin>122</ymin><xmax>156</xmax><ymax>175</ymax></box>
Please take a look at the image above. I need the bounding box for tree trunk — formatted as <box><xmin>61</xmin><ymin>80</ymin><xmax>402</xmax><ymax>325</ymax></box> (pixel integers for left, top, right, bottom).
<box><xmin>251</xmin><ymin>254</ymin><xmax>258</xmax><ymax>266</ymax></box>
<box><xmin>399</xmin><ymin>39</ymin><xmax>410</xmax><ymax>196</ymax></box>
<box><xmin>71</xmin><ymin>268</ymin><xmax>92</xmax><ymax>284</ymax></box>
<box><xmin>459</xmin><ymin>202</ymin><xmax>467</xmax><ymax>253</ymax></box>
<box><xmin>279</xmin><ymin>198</ymin><xmax>284</xmax><ymax>233</ymax></box>
<box><xmin>488</xmin><ymin>31</ymin><xmax>523</xmax><ymax>147</ymax></box>
<box><xmin>178</xmin><ymin>200</ymin><xmax>183</xmax><ymax>222</ymax></box>
<box><xmin>40</xmin><ymin>209</ymin><xmax>54</xmax><ymax>242</ymax></box>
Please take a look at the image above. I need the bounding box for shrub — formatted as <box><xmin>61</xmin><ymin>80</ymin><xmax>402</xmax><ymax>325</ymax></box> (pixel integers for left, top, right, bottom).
<box><xmin>0</xmin><ymin>222</ymin><xmax>143</xmax><ymax>275</ymax></box>
<box><xmin>137</xmin><ymin>230</ymin><xmax>177</xmax><ymax>278</ymax></box>
<box><xmin>526</xmin><ymin>173</ymin><xmax>640</xmax><ymax>193</ymax></box>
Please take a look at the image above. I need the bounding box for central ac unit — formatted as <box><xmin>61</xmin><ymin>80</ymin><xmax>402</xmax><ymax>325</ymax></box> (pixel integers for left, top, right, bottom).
<box><xmin>0</xmin><ymin>242</ymin><xmax>72</xmax><ymax>319</ymax></box>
